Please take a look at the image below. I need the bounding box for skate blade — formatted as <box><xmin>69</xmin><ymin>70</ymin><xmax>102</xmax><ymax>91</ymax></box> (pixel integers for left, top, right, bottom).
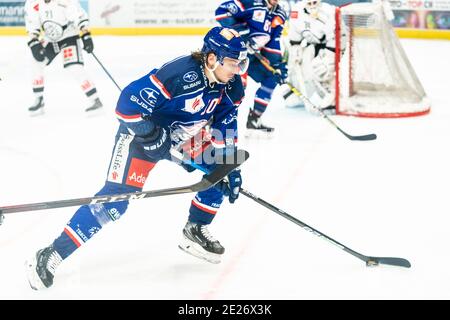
<box><xmin>28</xmin><ymin>108</ymin><xmax>45</xmax><ymax>117</ymax></box>
<box><xmin>178</xmin><ymin>237</ymin><xmax>222</xmax><ymax>264</ymax></box>
<box><xmin>85</xmin><ymin>106</ymin><xmax>105</xmax><ymax>117</ymax></box>
<box><xmin>244</xmin><ymin>128</ymin><xmax>274</xmax><ymax>139</ymax></box>
<box><xmin>25</xmin><ymin>255</ymin><xmax>46</xmax><ymax>290</ymax></box>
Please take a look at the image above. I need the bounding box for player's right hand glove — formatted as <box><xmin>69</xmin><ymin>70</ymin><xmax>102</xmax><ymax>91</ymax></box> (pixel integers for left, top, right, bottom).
<box><xmin>136</xmin><ymin>126</ymin><xmax>172</xmax><ymax>162</ymax></box>
<box><xmin>81</xmin><ymin>31</ymin><xmax>94</xmax><ymax>53</ymax></box>
<box><xmin>214</xmin><ymin>169</ymin><xmax>242</xmax><ymax>203</ymax></box>
<box><xmin>27</xmin><ymin>38</ymin><xmax>46</xmax><ymax>62</ymax></box>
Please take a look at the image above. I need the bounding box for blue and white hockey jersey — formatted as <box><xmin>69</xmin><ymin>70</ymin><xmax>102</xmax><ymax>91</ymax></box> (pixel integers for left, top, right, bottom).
<box><xmin>215</xmin><ymin>0</ymin><xmax>287</xmax><ymax>65</ymax></box>
<box><xmin>115</xmin><ymin>55</ymin><xmax>244</xmax><ymax>148</ymax></box>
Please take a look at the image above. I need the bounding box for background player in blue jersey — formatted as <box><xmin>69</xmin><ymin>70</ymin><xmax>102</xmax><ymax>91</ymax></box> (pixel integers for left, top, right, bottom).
<box><xmin>216</xmin><ymin>0</ymin><xmax>287</xmax><ymax>135</ymax></box>
<box><xmin>25</xmin><ymin>26</ymin><xmax>249</xmax><ymax>290</ymax></box>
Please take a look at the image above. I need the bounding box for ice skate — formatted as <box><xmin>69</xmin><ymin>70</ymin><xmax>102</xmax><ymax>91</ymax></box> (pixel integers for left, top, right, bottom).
<box><xmin>85</xmin><ymin>97</ymin><xmax>103</xmax><ymax>114</ymax></box>
<box><xmin>28</xmin><ymin>96</ymin><xmax>45</xmax><ymax>116</ymax></box>
<box><xmin>25</xmin><ymin>245</ymin><xmax>62</xmax><ymax>290</ymax></box>
<box><xmin>245</xmin><ymin>109</ymin><xmax>274</xmax><ymax>138</ymax></box>
<box><xmin>179</xmin><ymin>222</ymin><xmax>224</xmax><ymax>264</ymax></box>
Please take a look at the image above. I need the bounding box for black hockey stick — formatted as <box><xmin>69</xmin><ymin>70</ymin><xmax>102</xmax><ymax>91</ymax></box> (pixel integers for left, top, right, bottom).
<box><xmin>0</xmin><ymin>150</ymin><xmax>249</xmax><ymax>215</ymax></box>
<box><xmin>286</xmin><ymin>83</ymin><xmax>377</xmax><ymax>141</ymax></box>
<box><xmin>178</xmin><ymin>155</ymin><xmax>410</xmax><ymax>269</ymax></box>
<box><xmin>240</xmin><ymin>188</ymin><xmax>411</xmax><ymax>268</ymax></box>
<box><xmin>252</xmin><ymin>51</ymin><xmax>377</xmax><ymax>141</ymax></box>
<box><xmin>91</xmin><ymin>52</ymin><xmax>122</xmax><ymax>91</ymax></box>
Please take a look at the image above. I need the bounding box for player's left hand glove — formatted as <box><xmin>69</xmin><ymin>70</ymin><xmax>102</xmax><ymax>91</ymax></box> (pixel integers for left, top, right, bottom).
<box><xmin>81</xmin><ymin>31</ymin><xmax>94</xmax><ymax>53</ymax></box>
<box><xmin>136</xmin><ymin>126</ymin><xmax>172</xmax><ymax>162</ymax></box>
<box><xmin>246</xmin><ymin>37</ymin><xmax>260</xmax><ymax>55</ymax></box>
<box><xmin>215</xmin><ymin>169</ymin><xmax>242</xmax><ymax>203</ymax></box>
<box><xmin>273</xmin><ymin>62</ymin><xmax>288</xmax><ymax>85</ymax></box>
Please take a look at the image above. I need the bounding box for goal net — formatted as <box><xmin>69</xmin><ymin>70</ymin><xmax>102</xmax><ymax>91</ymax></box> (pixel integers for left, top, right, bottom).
<box><xmin>335</xmin><ymin>2</ymin><xmax>430</xmax><ymax>117</ymax></box>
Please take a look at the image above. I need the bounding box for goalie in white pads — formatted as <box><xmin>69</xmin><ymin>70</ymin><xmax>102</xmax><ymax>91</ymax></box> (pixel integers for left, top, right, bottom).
<box><xmin>24</xmin><ymin>0</ymin><xmax>103</xmax><ymax>115</ymax></box>
<box><xmin>284</xmin><ymin>0</ymin><xmax>347</xmax><ymax>114</ymax></box>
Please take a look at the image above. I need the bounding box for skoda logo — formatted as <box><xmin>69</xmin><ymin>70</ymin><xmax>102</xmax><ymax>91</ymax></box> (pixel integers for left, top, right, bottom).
<box><xmin>183</xmin><ymin>71</ymin><xmax>199</xmax><ymax>83</ymax></box>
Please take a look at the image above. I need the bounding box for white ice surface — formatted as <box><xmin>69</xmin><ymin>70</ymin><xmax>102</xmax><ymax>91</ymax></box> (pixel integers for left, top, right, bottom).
<box><xmin>0</xmin><ymin>36</ymin><xmax>449</xmax><ymax>299</ymax></box>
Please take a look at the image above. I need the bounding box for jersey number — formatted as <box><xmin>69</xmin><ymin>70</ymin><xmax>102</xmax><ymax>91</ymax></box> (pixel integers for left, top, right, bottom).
<box><xmin>201</xmin><ymin>98</ymin><xmax>219</xmax><ymax>115</ymax></box>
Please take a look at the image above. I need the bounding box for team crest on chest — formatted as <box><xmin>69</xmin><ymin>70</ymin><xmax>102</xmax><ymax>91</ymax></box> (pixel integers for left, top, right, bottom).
<box><xmin>182</xmin><ymin>94</ymin><xmax>205</xmax><ymax>114</ymax></box>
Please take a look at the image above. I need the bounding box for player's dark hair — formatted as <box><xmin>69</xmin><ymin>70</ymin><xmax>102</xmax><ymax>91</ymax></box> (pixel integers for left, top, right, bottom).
<box><xmin>191</xmin><ymin>50</ymin><xmax>205</xmax><ymax>63</ymax></box>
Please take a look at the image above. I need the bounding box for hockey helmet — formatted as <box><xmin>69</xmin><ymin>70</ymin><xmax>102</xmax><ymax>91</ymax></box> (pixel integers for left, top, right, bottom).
<box><xmin>304</xmin><ymin>0</ymin><xmax>321</xmax><ymax>15</ymax></box>
<box><xmin>202</xmin><ymin>27</ymin><xmax>249</xmax><ymax>74</ymax></box>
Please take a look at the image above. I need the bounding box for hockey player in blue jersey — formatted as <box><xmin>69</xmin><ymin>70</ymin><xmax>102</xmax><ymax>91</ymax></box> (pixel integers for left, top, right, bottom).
<box><xmin>216</xmin><ymin>0</ymin><xmax>287</xmax><ymax>135</ymax></box>
<box><xmin>25</xmin><ymin>26</ymin><xmax>249</xmax><ymax>290</ymax></box>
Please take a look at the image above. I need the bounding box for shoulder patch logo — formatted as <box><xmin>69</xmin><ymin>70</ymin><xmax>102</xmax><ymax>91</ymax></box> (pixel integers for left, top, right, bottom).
<box><xmin>227</xmin><ymin>3</ymin><xmax>238</xmax><ymax>14</ymax></box>
<box><xmin>252</xmin><ymin>9</ymin><xmax>266</xmax><ymax>23</ymax></box>
<box><xmin>140</xmin><ymin>87</ymin><xmax>159</xmax><ymax>106</ymax></box>
<box><xmin>183</xmin><ymin>71</ymin><xmax>199</xmax><ymax>83</ymax></box>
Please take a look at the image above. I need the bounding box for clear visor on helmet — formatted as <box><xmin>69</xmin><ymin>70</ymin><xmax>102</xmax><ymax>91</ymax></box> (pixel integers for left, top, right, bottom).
<box><xmin>221</xmin><ymin>55</ymin><xmax>249</xmax><ymax>75</ymax></box>
<box><xmin>220</xmin><ymin>57</ymin><xmax>249</xmax><ymax>75</ymax></box>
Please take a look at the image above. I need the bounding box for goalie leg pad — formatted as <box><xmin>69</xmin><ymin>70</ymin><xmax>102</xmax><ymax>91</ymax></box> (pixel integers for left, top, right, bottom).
<box><xmin>311</xmin><ymin>48</ymin><xmax>335</xmax><ymax>82</ymax></box>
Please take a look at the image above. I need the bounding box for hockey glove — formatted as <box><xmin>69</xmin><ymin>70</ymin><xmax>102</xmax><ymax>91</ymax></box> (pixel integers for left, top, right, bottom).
<box><xmin>135</xmin><ymin>126</ymin><xmax>172</xmax><ymax>162</ymax></box>
<box><xmin>215</xmin><ymin>169</ymin><xmax>242</xmax><ymax>204</ymax></box>
<box><xmin>273</xmin><ymin>62</ymin><xmax>288</xmax><ymax>85</ymax></box>
<box><xmin>301</xmin><ymin>30</ymin><xmax>326</xmax><ymax>45</ymax></box>
<box><xmin>246</xmin><ymin>38</ymin><xmax>260</xmax><ymax>55</ymax></box>
<box><xmin>28</xmin><ymin>38</ymin><xmax>46</xmax><ymax>62</ymax></box>
<box><xmin>81</xmin><ymin>31</ymin><xmax>94</xmax><ymax>53</ymax></box>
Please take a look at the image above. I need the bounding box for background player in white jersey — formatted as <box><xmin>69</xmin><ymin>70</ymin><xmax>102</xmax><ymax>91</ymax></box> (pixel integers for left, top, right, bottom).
<box><xmin>24</xmin><ymin>0</ymin><xmax>103</xmax><ymax>115</ymax></box>
<box><xmin>284</xmin><ymin>0</ymin><xmax>347</xmax><ymax>114</ymax></box>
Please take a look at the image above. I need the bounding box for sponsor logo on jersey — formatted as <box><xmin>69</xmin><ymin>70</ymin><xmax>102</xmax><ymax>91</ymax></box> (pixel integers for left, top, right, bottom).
<box><xmin>183</xmin><ymin>71</ymin><xmax>199</xmax><ymax>83</ymax></box>
<box><xmin>222</xmin><ymin>113</ymin><xmax>238</xmax><ymax>125</ymax></box>
<box><xmin>107</xmin><ymin>133</ymin><xmax>133</xmax><ymax>184</ymax></box>
<box><xmin>252</xmin><ymin>10</ymin><xmax>266</xmax><ymax>23</ymax></box>
<box><xmin>126</xmin><ymin>158</ymin><xmax>155</xmax><ymax>188</ymax></box>
<box><xmin>130</xmin><ymin>94</ymin><xmax>153</xmax><ymax>113</ymax></box>
<box><xmin>182</xmin><ymin>94</ymin><xmax>205</xmax><ymax>114</ymax></box>
<box><xmin>227</xmin><ymin>3</ymin><xmax>238</xmax><ymax>14</ymax></box>
<box><xmin>139</xmin><ymin>87</ymin><xmax>159</xmax><ymax>106</ymax></box>
<box><xmin>170</xmin><ymin>119</ymin><xmax>209</xmax><ymax>144</ymax></box>
<box><xmin>42</xmin><ymin>21</ymin><xmax>64</xmax><ymax>42</ymax></box>
<box><xmin>88</xmin><ymin>226</ymin><xmax>100</xmax><ymax>237</ymax></box>
<box><xmin>183</xmin><ymin>80</ymin><xmax>202</xmax><ymax>90</ymax></box>
<box><xmin>107</xmin><ymin>208</ymin><xmax>121</xmax><ymax>221</ymax></box>
<box><xmin>75</xmin><ymin>226</ymin><xmax>89</xmax><ymax>243</ymax></box>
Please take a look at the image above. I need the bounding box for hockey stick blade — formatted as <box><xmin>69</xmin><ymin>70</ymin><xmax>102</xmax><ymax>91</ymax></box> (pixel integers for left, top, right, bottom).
<box><xmin>240</xmin><ymin>188</ymin><xmax>411</xmax><ymax>269</ymax></box>
<box><xmin>0</xmin><ymin>149</ymin><xmax>249</xmax><ymax>215</ymax></box>
<box><xmin>336</xmin><ymin>126</ymin><xmax>377</xmax><ymax>141</ymax></box>
<box><xmin>365</xmin><ymin>256</ymin><xmax>411</xmax><ymax>268</ymax></box>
